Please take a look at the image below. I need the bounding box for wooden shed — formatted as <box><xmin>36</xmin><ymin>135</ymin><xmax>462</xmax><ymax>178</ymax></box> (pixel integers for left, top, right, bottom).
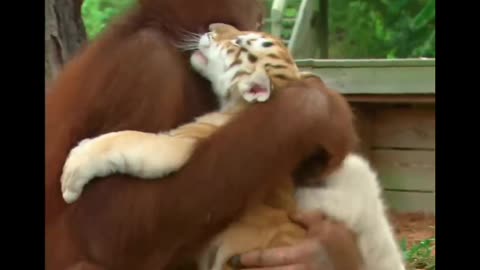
<box><xmin>298</xmin><ymin>59</ymin><xmax>436</xmax><ymax>214</ymax></box>
<box><xmin>264</xmin><ymin>0</ymin><xmax>436</xmax><ymax>214</ymax></box>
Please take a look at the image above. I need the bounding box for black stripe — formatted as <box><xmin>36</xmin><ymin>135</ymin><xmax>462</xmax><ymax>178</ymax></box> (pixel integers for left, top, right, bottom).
<box><xmin>284</xmin><ymin>57</ymin><xmax>294</xmax><ymax>64</ymax></box>
<box><xmin>247</xmin><ymin>53</ymin><xmax>258</xmax><ymax>63</ymax></box>
<box><xmin>262</xmin><ymin>41</ymin><xmax>274</xmax><ymax>47</ymax></box>
<box><xmin>272</xmin><ymin>74</ymin><xmax>294</xmax><ymax>80</ymax></box>
<box><xmin>232</xmin><ymin>70</ymin><xmax>250</xmax><ymax>80</ymax></box>
<box><xmin>264</xmin><ymin>63</ymin><xmax>288</xmax><ymax>69</ymax></box>
<box><xmin>227</xmin><ymin>59</ymin><xmax>242</xmax><ymax>69</ymax></box>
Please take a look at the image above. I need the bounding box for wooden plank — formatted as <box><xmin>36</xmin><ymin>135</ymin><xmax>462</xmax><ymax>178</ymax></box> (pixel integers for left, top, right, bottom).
<box><xmin>383</xmin><ymin>191</ymin><xmax>435</xmax><ymax>214</ymax></box>
<box><xmin>373</xmin><ymin>108</ymin><xmax>435</xmax><ymax>149</ymax></box>
<box><xmin>351</xmin><ymin>106</ymin><xmax>373</xmax><ymax>159</ymax></box>
<box><xmin>288</xmin><ymin>0</ymin><xmax>320</xmax><ymax>58</ymax></box>
<box><xmin>300</xmin><ymin>65</ymin><xmax>435</xmax><ymax>95</ymax></box>
<box><xmin>270</xmin><ymin>0</ymin><xmax>287</xmax><ymax>37</ymax></box>
<box><xmin>346</xmin><ymin>94</ymin><xmax>435</xmax><ymax>104</ymax></box>
<box><xmin>317</xmin><ymin>0</ymin><xmax>329</xmax><ymax>58</ymax></box>
<box><xmin>371</xmin><ymin>149</ymin><xmax>435</xmax><ymax>192</ymax></box>
<box><xmin>296</xmin><ymin>58</ymin><xmax>435</xmax><ymax>68</ymax></box>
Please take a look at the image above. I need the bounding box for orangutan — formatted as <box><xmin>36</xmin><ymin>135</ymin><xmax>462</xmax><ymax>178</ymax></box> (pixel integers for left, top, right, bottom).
<box><xmin>46</xmin><ymin>1</ymin><xmax>358</xmax><ymax>269</ymax></box>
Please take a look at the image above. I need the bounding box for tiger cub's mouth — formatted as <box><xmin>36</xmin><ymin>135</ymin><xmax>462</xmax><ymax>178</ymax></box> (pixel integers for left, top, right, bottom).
<box><xmin>193</xmin><ymin>50</ymin><xmax>208</xmax><ymax>65</ymax></box>
<box><xmin>249</xmin><ymin>85</ymin><xmax>268</xmax><ymax>95</ymax></box>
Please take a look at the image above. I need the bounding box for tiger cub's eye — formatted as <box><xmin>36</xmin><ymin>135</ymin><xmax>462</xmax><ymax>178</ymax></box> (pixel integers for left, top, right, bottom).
<box><xmin>262</xmin><ymin>41</ymin><xmax>273</xmax><ymax>48</ymax></box>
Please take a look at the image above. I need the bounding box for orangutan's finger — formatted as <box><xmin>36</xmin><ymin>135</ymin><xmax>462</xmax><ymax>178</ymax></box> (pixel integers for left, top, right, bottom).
<box><xmin>233</xmin><ymin>240</ymin><xmax>320</xmax><ymax>268</ymax></box>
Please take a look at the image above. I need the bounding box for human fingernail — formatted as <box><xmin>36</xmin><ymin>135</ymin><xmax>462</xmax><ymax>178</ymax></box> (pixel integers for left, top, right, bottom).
<box><xmin>227</xmin><ymin>255</ymin><xmax>243</xmax><ymax>269</ymax></box>
<box><xmin>290</xmin><ymin>212</ymin><xmax>304</xmax><ymax>221</ymax></box>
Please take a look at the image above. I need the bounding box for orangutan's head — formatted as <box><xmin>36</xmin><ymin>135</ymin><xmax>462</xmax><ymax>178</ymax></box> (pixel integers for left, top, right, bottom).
<box><xmin>139</xmin><ymin>0</ymin><xmax>265</xmax><ymax>33</ymax></box>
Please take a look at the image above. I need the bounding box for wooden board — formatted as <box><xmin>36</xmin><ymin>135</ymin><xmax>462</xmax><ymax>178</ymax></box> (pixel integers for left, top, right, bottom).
<box><xmin>296</xmin><ymin>59</ymin><xmax>435</xmax><ymax>95</ymax></box>
<box><xmin>289</xmin><ymin>0</ymin><xmax>320</xmax><ymax>59</ymax></box>
<box><xmin>304</xmin><ymin>66</ymin><xmax>435</xmax><ymax>95</ymax></box>
<box><xmin>372</xmin><ymin>149</ymin><xmax>435</xmax><ymax>192</ymax></box>
<box><xmin>346</xmin><ymin>94</ymin><xmax>435</xmax><ymax>104</ymax></box>
<box><xmin>373</xmin><ymin>108</ymin><xmax>435</xmax><ymax>149</ymax></box>
<box><xmin>269</xmin><ymin>0</ymin><xmax>287</xmax><ymax>37</ymax></box>
<box><xmin>296</xmin><ymin>58</ymin><xmax>436</xmax><ymax>68</ymax></box>
<box><xmin>383</xmin><ymin>190</ymin><xmax>435</xmax><ymax>214</ymax></box>
<box><xmin>351</xmin><ymin>106</ymin><xmax>373</xmax><ymax>159</ymax></box>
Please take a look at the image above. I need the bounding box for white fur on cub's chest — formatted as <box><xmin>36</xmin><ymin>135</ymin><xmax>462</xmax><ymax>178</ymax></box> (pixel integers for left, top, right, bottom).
<box><xmin>295</xmin><ymin>154</ymin><xmax>406</xmax><ymax>270</ymax></box>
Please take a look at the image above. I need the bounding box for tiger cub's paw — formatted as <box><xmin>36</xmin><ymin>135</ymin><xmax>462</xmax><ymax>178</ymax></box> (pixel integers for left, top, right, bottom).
<box><xmin>60</xmin><ymin>138</ymin><xmax>107</xmax><ymax>204</ymax></box>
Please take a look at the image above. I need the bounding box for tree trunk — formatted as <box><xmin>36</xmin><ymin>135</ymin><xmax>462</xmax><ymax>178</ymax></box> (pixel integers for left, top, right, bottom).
<box><xmin>45</xmin><ymin>0</ymin><xmax>86</xmax><ymax>86</ymax></box>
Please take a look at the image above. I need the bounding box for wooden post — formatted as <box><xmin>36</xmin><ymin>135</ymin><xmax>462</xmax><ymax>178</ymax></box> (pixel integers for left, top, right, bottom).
<box><xmin>318</xmin><ymin>0</ymin><xmax>329</xmax><ymax>58</ymax></box>
<box><xmin>45</xmin><ymin>0</ymin><xmax>86</xmax><ymax>86</ymax></box>
<box><xmin>270</xmin><ymin>0</ymin><xmax>287</xmax><ymax>38</ymax></box>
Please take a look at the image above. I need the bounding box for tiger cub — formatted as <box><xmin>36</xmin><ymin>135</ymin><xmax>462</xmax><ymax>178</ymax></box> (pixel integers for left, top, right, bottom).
<box><xmin>60</xmin><ymin>23</ymin><xmax>308</xmax><ymax>203</ymax></box>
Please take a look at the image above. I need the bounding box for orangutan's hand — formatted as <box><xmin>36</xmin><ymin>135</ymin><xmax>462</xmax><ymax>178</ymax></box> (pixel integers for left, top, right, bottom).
<box><xmin>230</xmin><ymin>211</ymin><xmax>363</xmax><ymax>270</ymax></box>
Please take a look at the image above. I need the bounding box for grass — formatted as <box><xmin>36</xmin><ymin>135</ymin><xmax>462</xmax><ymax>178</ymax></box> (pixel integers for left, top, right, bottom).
<box><xmin>400</xmin><ymin>236</ymin><xmax>435</xmax><ymax>270</ymax></box>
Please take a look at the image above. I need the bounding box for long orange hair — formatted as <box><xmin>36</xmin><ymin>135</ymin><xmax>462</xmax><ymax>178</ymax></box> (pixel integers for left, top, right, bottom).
<box><xmin>45</xmin><ymin>1</ymin><xmax>356</xmax><ymax>269</ymax></box>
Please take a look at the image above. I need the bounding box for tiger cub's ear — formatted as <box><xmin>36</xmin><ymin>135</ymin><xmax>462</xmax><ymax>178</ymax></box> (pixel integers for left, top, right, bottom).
<box><xmin>238</xmin><ymin>69</ymin><xmax>272</xmax><ymax>103</ymax></box>
<box><xmin>209</xmin><ymin>23</ymin><xmax>240</xmax><ymax>35</ymax></box>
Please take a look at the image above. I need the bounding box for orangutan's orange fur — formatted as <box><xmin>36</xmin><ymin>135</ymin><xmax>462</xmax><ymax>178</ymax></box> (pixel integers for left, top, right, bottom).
<box><xmin>45</xmin><ymin>1</ymin><xmax>357</xmax><ymax>269</ymax></box>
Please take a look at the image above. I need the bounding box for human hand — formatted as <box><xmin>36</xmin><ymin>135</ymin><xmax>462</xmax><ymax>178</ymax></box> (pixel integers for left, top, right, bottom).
<box><xmin>229</xmin><ymin>211</ymin><xmax>363</xmax><ymax>270</ymax></box>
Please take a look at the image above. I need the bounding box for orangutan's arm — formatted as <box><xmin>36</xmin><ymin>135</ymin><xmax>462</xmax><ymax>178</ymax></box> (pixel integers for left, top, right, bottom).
<box><xmin>70</xmin><ymin>79</ymin><xmax>358</xmax><ymax>268</ymax></box>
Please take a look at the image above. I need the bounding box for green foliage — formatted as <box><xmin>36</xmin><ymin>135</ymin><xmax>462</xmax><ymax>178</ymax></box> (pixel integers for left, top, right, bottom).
<box><xmin>263</xmin><ymin>0</ymin><xmax>302</xmax><ymax>39</ymax></box>
<box><xmin>81</xmin><ymin>0</ymin><xmax>435</xmax><ymax>58</ymax></box>
<box><xmin>400</xmin><ymin>237</ymin><xmax>436</xmax><ymax>270</ymax></box>
<box><xmin>328</xmin><ymin>0</ymin><xmax>435</xmax><ymax>58</ymax></box>
<box><xmin>269</xmin><ymin>0</ymin><xmax>435</xmax><ymax>58</ymax></box>
<box><xmin>82</xmin><ymin>0</ymin><xmax>136</xmax><ymax>39</ymax></box>
<box><xmin>279</xmin><ymin>0</ymin><xmax>302</xmax><ymax>40</ymax></box>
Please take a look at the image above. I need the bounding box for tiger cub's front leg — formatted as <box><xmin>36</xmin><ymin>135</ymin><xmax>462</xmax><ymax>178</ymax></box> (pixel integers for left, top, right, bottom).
<box><xmin>60</xmin><ymin>112</ymin><xmax>231</xmax><ymax>204</ymax></box>
<box><xmin>61</xmin><ymin>130</ymin><xmax>198</xmax><ymax>203</ymax></box>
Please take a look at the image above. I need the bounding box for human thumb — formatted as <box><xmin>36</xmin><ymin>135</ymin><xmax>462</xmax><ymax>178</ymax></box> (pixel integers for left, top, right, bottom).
<box><xmin>290</xmin><ymin>210</ymin><xmax>327</xmax><ymax>228</ymax></box>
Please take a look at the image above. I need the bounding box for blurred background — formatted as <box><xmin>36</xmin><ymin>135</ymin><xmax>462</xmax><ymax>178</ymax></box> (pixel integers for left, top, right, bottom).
<box><xmin>81</xmin><ymin>0</ymin><xmax>435</xmax><ymax>59</ymax></box>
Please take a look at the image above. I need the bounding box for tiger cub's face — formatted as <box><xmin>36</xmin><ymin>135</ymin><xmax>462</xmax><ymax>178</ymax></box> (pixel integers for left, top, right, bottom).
<box><xmin>190</xmin><ymin>23</ymin><xmax>301</xmax><ymax>105</ymax></box>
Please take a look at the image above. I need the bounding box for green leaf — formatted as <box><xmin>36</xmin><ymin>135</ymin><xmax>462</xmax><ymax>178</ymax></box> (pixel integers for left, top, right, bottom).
<box><xmin>411</xmin><ymin>0</ymin><xmax>435</xmax><ymax>30</ymax></box>
<box><xmin>284</xmin><ymin>8</ymin><xmax>297</xmax><ymax>18</ymax></box>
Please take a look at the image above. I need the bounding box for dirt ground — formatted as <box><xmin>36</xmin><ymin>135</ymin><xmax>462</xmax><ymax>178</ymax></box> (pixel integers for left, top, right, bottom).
<box><xmin>389</xmin><ymin>212</ymin><xmax>435</xmax><ymax>251</ymax></box>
